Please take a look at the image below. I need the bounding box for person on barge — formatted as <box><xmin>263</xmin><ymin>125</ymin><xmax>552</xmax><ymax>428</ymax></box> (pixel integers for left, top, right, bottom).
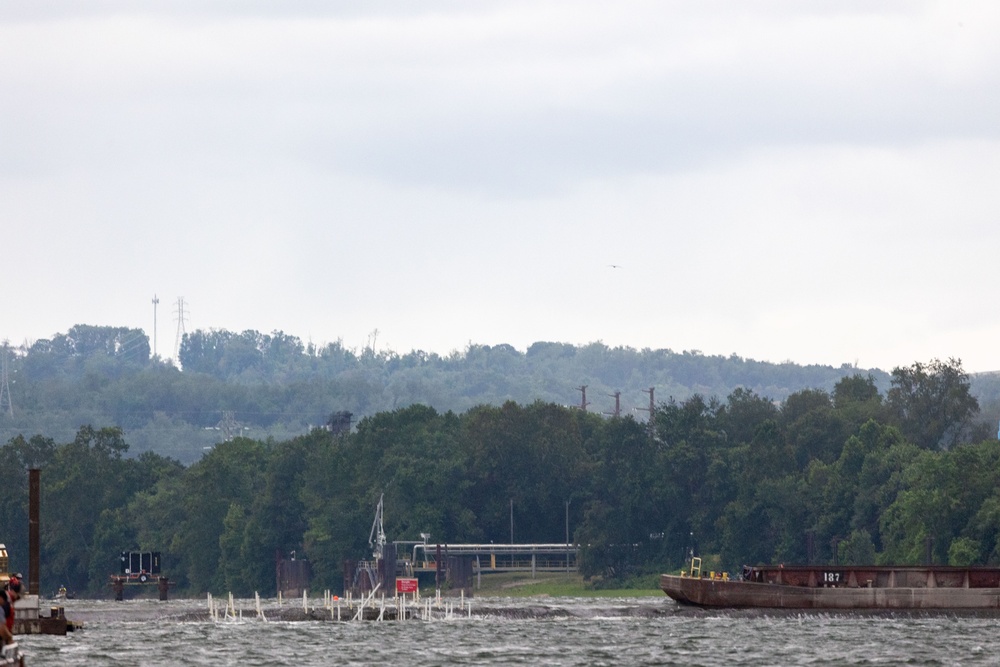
<box><xmin>0</xmin><ymin>576</ymin><xmax>21</xmax><ymax>646</ymax></box>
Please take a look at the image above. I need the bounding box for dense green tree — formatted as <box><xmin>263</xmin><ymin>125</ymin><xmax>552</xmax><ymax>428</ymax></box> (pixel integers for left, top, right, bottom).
<box><xmin>781</xmin><ymin>389</ymin><xmax>846</xmax><ymax>467</ymax></box>
<box><xmin>718</xmin><ymin>387</ymin><xmax>780</xmax><ymax>447</ymax></box>
<box><xmin>0</xmin><ymin>435</ymin><xmax>57</xmax><ymax>574</ymax></box>
<box><xmin>807</xmin><ymin>421</ymin><xmax>906</xmax><ymax>563</ymax></box>
<box><xmin>177</xmin><ymin>330</ymin><xmax>231</xmax><ymax>376</ymax></box>
<box><xmin>967</xmin><ymin>494</ymin><xmax>1000</xmax><ymax>564</ymax></box>
<box><xmin>654</xmin><ymin>395</ymin><xmax>731</xmax><ymax>560</ymax></box>
<box><xmin>464</xmin><ymin>401</ymin><xmax>589</xmax><ymax>545</ymax></box>
<box><xmin>299</xmin><ymin>430</ymin><xmax>369</xmax><ymax>592</ymax></box>
<box><xmin>5</xmin><ymin>323</ymin><xmax>904</xmax><ymax>465</ymax></box>
<box><xmin>57</xmin><ymin>325</ymin><xmax>150</xmax><ymax>363</ymax></box>
<box><xmin>838</xmin><ymin>529</ymin><xmax>877</xmax><ymax>565</ymax></box>
<box><xmin>948</xmin><ymin>537</ymin><xmax>981</xmax><ymax>567</ymax></box>
<box><xmin>353</xmin><ymin>405</ymin><xmax>474</xmax><ymax>544</ymax></box>
<box><xmin>168</xmin><ymin>438</ymin><xmax>270</xmax><ymax>592</ymax></box>
<box><xmin>576</xmin><ymin>415</ymin><xmax>668</xmax><ymax>578</ymax></box>
<box><xmin>218</xmin><ymin>503</ymin><xmax>255</xmax><ymax>593</ymax></box>
<box><xmin>876</xmin><ymin>442</ymin><xmax>1000</xmax><ymax>565</ymax></box>
<box><xmin>40</xmin><ymin>426</ymin><xmax>157</xmax><ymax>593</ymax></box>
<box><xmin>11</xmin><ymin>345</ymin><xmax>1000</xmax><ymax>595</ymax></box>
<box><xmin>885</xmin><ymin>358</ymin><xmax>979</xmax><ymax>449</ymax></box>
<box><xmin>834</xmin><ymin>373</ymin><xmax>881</xmax><ymax>407</ymax></box>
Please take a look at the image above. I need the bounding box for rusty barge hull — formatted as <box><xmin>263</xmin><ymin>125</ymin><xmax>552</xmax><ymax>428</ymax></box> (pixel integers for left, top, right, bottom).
<box><xmin>661</xmin><ymin>566</ymin><xmax>1000</xmax><ymax>610</ymax></box>
<box><xmin>13</xmin><ymin>616</ymin><xmax>71</xmax><ymax>635</ymax></box>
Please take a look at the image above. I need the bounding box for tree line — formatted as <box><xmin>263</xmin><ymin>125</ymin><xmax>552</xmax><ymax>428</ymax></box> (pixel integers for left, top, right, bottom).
<box><xmin>1</xmin><ymin>356</ymin><xmax>996</xmax><ymax>597</ymax></box>
<box><xmin>2</xmin><ymin>324</ymin><xmax>904</xmax><ymax>464</ymax></box>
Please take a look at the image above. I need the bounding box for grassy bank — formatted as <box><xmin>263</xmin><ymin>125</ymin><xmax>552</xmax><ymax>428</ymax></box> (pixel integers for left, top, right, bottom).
<box><xmin>457</xmin><ymin>572</ymin><xmax>662</xmax><ymax>598</ymax></box>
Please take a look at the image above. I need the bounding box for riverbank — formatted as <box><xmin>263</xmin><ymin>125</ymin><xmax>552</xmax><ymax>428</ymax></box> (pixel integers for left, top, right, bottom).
<box><xmin>467</xmin><ymin>572</ymin><xmax>661</xmax><ymax>597</ymax></box>
<box><xmin>41</xmin><ymin>572</ymin><xmax>662</xmax><ymax>604</ymax></box>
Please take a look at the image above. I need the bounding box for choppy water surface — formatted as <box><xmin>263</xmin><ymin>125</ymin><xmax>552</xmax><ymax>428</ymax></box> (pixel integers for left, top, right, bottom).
<box><xmin>20</xmin><ymin>596</ymin><xmax>1000</xmax><ymax>666</ymax></box>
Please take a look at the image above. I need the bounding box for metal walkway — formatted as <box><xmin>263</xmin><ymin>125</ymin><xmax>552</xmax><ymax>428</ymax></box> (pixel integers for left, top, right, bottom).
<box><xmin>405</xmin><ymin>543</ymin><xmax>578</xmax><ymax>574</ymax></box>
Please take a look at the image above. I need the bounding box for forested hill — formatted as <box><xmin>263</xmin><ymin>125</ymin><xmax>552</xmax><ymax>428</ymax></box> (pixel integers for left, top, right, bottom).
<box><xmin>6</xmin><ymin>322</ymin><xmax>990</xmax><ymax>464</ymax></box>
<box><xmin>0</xmin><ymin>358</ymin><xmax>996</xmax><ymax>597</ymax></box>
<box><xmin>4</xmin><ymin>325</ymin><xmax>1000</xmax><ymax>596</ymax></box>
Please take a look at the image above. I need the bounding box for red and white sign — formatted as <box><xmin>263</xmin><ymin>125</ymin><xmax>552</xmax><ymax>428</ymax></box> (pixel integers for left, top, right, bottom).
<box><xmin>396</xmin><ymin>578</ymin><xmax>418</xmax><ymax>594</ymax></box>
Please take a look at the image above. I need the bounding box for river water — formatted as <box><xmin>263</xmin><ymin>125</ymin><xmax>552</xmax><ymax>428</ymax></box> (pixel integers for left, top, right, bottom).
<box><xmin>18</xmin><ymin>595</ymin><xmax>1000</xmax><ymax>666</ymax></box>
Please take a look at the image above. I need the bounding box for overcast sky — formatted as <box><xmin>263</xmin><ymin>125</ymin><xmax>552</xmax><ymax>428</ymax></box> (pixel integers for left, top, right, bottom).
<box><xmin>3</xmin><ymin>1</ymin><xmax>999</xmax><ymax>372</ymax></box>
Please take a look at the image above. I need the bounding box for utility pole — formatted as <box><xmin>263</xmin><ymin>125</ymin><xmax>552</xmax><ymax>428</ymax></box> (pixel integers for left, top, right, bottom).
<box><xmin>605</xmin><ymin>391</ymin><xmax>621</xmax><ymax>418</ymax></box>
<box><xmin>635</xmin><ymin>387</ymin><xmax>655</xmax><ymax>437</ymax></box>
<box><xmin>565</xmin><ymin>500</ymin><xmax>570</xmax><ymax>571</ymax></box>
<box><xmin>151</xmin><ymin>294</ymin><xmax>160</xmax><ymax>358</ymax></box>
<box><xmin>509</xmin><ymin>499</ymin><xmax>514</xmax><ymax>545</ymax></box>
<box><xmin>577</xmin><ymin>385</ymin><xmax>590</xmax><ymax>411</ymax></box>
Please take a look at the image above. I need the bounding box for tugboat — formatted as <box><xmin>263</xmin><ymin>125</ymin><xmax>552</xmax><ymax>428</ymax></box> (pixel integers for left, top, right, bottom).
<box><xmin>662</xmin><ymin>556</ymin><xmax>1000</xmax><ymax>609</ymax></box>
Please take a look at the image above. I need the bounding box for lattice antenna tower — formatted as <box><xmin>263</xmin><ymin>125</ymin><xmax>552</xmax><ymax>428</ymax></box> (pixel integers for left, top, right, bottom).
<box><xmin>0</xmin><ymin>343</ymin><xmax>12</xmax><ymax>417</ymax></box>
<box><xmin>173</xmin><ymin>297</ymin><xmax>188</xmax><ymax>361</ymax></box>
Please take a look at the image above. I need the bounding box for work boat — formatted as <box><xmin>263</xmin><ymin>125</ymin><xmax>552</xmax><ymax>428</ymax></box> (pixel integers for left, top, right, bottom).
<box><xmin>661</xmin><ymin>557</ymin><xmax>1000</xmax><ymax>610</ymax></box>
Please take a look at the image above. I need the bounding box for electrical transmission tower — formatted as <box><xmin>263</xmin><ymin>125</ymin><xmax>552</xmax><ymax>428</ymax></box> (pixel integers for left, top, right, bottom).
<box><xmin>216</xmin><ymin>410</ymin><xmax>245</xmax><ymax>441</ymax></box>
<box><xmin>0</xmin><ymin>345</ymin><xmax>12</xmax><ymax>417</ymax></box>
<box><xmin>173</xmin><ymin>297</ymin><xmax>188</xmax><ymax>361</ymax></box>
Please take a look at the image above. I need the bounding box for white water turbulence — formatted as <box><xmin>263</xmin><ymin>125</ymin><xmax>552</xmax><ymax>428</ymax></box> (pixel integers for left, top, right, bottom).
<box><xmin>19</xmin><ymin>596</ymin><xmax>1000</xmax><ymax>666</ymax></box>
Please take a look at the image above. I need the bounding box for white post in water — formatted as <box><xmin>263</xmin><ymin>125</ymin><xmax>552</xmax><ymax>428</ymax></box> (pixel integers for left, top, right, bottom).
<box><xmin>256</xmin><ymin>591</ymin><xmax>267</xmax><ymax>621</ymax></box>
<box><xmin>303</xmin><ymin>590</ymin><xmax>308</xmax><ymax>613</ymax></box>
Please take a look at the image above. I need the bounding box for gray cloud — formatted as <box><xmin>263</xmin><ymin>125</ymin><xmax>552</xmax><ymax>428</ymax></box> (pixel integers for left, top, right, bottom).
<box><xmin>3</xmin><ymin>1</ymin><xmax>1000</xmax><ymax>370</ymax></box>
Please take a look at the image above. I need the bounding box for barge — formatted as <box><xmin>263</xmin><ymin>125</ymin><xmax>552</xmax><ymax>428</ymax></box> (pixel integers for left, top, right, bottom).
<box><xmin>661</xmin><ymin>557</ymin><xmax>1000</xmax><ymax>610</ymax></box>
